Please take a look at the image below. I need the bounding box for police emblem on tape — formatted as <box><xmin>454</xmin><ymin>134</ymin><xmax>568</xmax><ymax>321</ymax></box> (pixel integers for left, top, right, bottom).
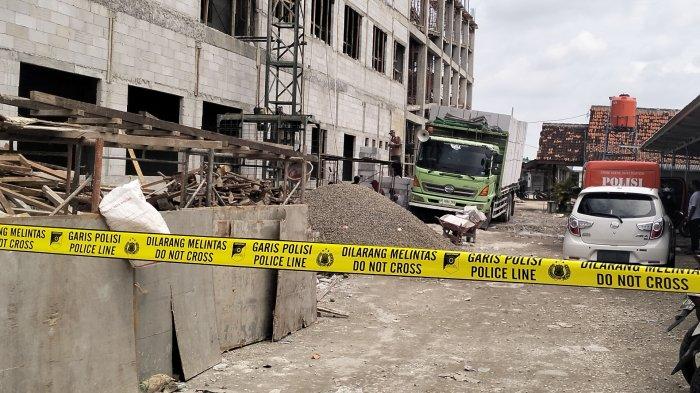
<box><xmin>316</xmin><ymin>249</ymin><xmax>334</xmax><ymax>267</ymax></box>
<box><xmin>230</xmin><ymin>242</ymin><xmax>246</xmax><ymax>262</ymax></box>
<box><xmin>124</xmin><ymin>239</ymin><xmax>140</xmax><ymax>255</ymax></box>
<box><xmin>548</xmin><ymin>263</ymin><xmax>571</xmax><ymax>280</ymax></box>
<box><xmin>443</xmin><ymin>253</ymin><xmax>460</xmax><ymax>273</ymax></box>
<box><xmin>50</xmin><ymin>231</ymin><xmax>63</xmax><ymax>249</ymax></box>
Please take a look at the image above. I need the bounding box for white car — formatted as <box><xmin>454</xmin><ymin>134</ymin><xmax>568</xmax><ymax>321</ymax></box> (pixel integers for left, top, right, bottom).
<box><xmin>563</xmin><ymin>186</ymin><xmax>675</xmax><ymax>267</ymax></box>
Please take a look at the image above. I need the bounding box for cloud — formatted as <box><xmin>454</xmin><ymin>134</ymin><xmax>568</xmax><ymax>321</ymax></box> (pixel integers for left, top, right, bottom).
<box><xmin>545</xmin><ymin>31</ymin><xmax>608</xmax><ymax>62</ymax></box>
<box><xmin>469</xmin><ymin>0</ymin><xmax>700</xmax><ymax>159</ymax></box>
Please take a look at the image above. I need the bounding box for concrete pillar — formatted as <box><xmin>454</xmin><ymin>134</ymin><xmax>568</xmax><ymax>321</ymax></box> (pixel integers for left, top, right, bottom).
<box><xmin>444</xmin><ymin>0</ymin><xmax>454</xmax><ymax>57</ymax></box>
<box><xmin>416</xmin><ymin>42</ymin><xmax>428</xmax><ymax>109</ymax></box>
<box><xmin>432</xmin><ymin>58</ymin><xmax>443</xmax><ymax>104</ymax></box>
<box><xmin>435</xmin><ymin>0</ymin><xmax>445</xmax><ymax>46</ymax></box>
<box><xmin>450</xmin><ymin>70</ymin><xmax>459</xmax><ymax>106</ymax></box>
<box><xmin>458</xmin><ymin>77</ymin><xmax>467</xmax><ymax>108</ymax></box>
<box><xmin>466</xmin><ymin>81</ymin><xmax>473</xmax><ymax>109</ymax></box>
<box><xmin>421</xmin><ymin>0</ymin><xmax>430</xmax><ymax>34</ymax></box>
<box><xmin>442</xmin><ymin>63</ymin><xmax>450</xmax><ymax>105</ymax></box>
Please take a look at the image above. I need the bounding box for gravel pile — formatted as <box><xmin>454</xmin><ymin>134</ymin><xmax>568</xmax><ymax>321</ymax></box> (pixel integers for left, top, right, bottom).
<box><xmin>306</xmin><ymin>183</ymin><xmax>454</xmax><ymax>249</ymax></box>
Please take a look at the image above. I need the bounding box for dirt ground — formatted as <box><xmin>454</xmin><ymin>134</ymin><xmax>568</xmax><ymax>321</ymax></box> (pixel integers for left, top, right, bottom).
<box><xmin>187</xmin><ymin>200</ymin><xmax>698</xmax><ymax>393</ymax></box>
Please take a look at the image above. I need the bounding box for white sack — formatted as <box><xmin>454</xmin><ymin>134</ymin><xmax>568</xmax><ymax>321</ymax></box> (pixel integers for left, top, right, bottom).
<box><xmin>99</xmin><ymin>180</ymin><xmax>170</xmax><ymax>268</ymax></box>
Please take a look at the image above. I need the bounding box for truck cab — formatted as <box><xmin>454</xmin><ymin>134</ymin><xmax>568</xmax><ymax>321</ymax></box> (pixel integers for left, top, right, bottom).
<box><xmin>409</xmin><ymin>115</ymin><xmax>525</xmax><ymax>226</ymax></box>
<box><xmin>410</xmin><ymin>136</ymin><xmax>500</xmax><ymax>214</ymax></box>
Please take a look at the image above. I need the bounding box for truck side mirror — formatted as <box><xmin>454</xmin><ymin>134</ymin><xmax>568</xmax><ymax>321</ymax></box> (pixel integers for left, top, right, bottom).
<box><xmin>492</xmin><ymin>166</ymin><xmax>501</xmax><ymax>176</ymax></box>
<box><xmin>493</xmin><ymin>154</ymin><xmax>503</xmax><ymax>164</ymax></box>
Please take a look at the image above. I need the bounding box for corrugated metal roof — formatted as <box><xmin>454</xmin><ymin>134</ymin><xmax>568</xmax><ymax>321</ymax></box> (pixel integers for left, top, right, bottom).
<box><xmin>642</xmin><ymin>94</ymin><xmax>700</xmax><ymax>154</ymax></box>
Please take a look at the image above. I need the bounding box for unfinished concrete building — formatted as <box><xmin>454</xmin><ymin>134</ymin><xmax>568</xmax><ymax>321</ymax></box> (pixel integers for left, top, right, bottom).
<box><xmin>0</xmin><ymin>0</ymin><xmax>475</xmax><ymax>182</ymax></box>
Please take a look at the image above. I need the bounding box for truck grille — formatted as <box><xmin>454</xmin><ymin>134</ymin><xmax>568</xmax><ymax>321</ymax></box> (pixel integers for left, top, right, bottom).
<box><xmin>423</xmin><ymin>183</ymin><xmax>476</xmax><ymax>197</ymax></box>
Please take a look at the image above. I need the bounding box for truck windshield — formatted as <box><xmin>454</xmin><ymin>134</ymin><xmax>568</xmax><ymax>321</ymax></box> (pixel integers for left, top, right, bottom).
<box><xmin>416</xmin><ymin>140</ymin><xmax>490</xmax><ymax>177</ymax></box>
<box><xmin>577</xmin><ymin>193</ymin><xmax>656</xmax><ymax>218</ymax></box>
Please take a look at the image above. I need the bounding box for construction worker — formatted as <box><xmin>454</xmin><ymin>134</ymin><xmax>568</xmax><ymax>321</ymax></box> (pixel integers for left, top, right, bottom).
<box><xmin>388</xmin><ymin>129</ymin><xmax>403</xmax><ymax>178</ymax></box>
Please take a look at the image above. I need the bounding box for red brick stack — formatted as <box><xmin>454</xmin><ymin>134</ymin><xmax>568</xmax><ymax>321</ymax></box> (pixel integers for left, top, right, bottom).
<box><xmin>537</xmin><ymin>123</ymin><xmax>587</xmax><ymax>164</ymax></box>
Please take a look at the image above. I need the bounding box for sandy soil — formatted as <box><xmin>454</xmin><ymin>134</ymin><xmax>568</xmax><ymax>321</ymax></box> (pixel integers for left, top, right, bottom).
<box><xmin>186</xmin><ymin>201</ymin><xmax>698</xmax><ymax>393</ymax></box>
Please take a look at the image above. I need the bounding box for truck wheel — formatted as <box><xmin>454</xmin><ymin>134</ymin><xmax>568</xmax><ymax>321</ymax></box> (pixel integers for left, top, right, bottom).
<box><xmin>503</xmin><ymin>194</ymin><xmax>513</xmax><ymax>222</ymax></box>
<box><xmin>481</xmin><ymin>205</ymin><xmax>494</xmax><ymax>229</ymax></box>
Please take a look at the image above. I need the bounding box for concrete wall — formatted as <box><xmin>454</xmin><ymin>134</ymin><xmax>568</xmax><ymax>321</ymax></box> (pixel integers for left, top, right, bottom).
<box><xmin>0</xmin><ymin>205</ymin><xmax>313</xmax><ymax>392</ymax></box>
<box><xmin>0</xmin><ymin>0</ymin><xmax>475</xmax><ymax>179</ymax></box>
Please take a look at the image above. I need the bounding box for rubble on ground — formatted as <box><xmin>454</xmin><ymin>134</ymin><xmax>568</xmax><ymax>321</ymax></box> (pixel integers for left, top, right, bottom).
<box><xmin>306</xmin><ymin>183</ymin><xmax>455</xmax><ymax>249</ymax></box>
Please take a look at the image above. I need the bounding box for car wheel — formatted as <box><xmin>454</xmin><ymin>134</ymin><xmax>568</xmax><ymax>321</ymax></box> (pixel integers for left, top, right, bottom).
<box><xmin>680</xmin><ymin>323</ymin><xmax>699</xmax><ymax>384</ymax></box>
<box><xmin>667</xmin><ymin>236</ymin><xmax>676</xmax><ymax>268</ymax></box>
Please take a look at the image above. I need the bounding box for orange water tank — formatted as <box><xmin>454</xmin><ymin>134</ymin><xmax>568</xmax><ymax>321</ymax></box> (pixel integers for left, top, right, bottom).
<box><xmin>610</xmin><ymin>94</ymin><xmax>637</xmax><ymax>129</ymax></box>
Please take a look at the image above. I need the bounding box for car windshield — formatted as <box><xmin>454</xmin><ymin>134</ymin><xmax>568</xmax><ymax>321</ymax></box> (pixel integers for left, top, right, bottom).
<box><xmin>577</xmin><ymin>192</ymin><xmax>656</xmax><ymax>218</ymax></box>
<box><xmin>416</xmin><ymin>140</ymin><xmax>490</xmax><ymax>177</ymax></box>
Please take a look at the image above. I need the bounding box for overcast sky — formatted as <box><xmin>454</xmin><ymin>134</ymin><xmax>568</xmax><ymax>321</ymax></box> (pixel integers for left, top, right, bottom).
<box><xmin>470</xmin><ymin>0</ymin><xmax>700</xmax><ymax>159</ymax></box>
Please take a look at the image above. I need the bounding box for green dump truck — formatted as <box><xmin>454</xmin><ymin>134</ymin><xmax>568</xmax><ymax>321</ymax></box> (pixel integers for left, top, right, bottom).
<box><xmin>408</xmin><ymin>111</ymin><xmax>527</xmax><ymax>227</ymax></box>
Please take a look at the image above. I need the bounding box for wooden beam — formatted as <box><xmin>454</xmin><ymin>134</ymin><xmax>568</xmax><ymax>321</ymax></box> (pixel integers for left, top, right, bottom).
<box><xmin>68</xmin><ymin>117</ymin><xmax>123</xmax><ymax>125</ymax></box>
<box><xmin>42</xmin><ymin>185</ymin><xmax>74</xmax><ymax>214</ymax></box>
<box><xmin>28</xmin><ymin>91</ymin><xmax>305</xmax><ymax>158</ymax></box>
<box><xmin>0</xmin><ymin>189</ymin><xmax>15</xmax><ymax>215</ymax></box>
<box><xmin>0</xmin><ymin>94</ymin><xmax>56</xmax><ymax>111</ymax></box>
<box><xmin>127</xmin><ymin>148</ymin><xmax>145</xmax><ymax>184</ymax></box>
<box><xmin>20</xmin><ymin>155</ymin><xmax>69</xmax><ymax>180</ymax></box>
<box><xmin>0</xmin><ymin>176</ymin><xmax>58</xmax><ymax>186</ymax></box>
<box><xmin>0</xmin><ymin>163</ymin><xmax>31</xmax><ymax>175</ymax></box>
<box><xmin>91</xmin><ymin>138</ymin><xmax>104</xmax><ymax>213</ymax></box>
<box><xmin>49</xmin><ymin>176</ymin><xmax>91</xmax><ymax>216</ymax></box>
<box><xmin>0</xmin><ymin>186</ymin><xmax>55</xmax><ymax>211</ymax></box>
<box><xmin>30</xmin><ymin>109</ymin><xmax>85</xmax><ymax>117</ymax></box>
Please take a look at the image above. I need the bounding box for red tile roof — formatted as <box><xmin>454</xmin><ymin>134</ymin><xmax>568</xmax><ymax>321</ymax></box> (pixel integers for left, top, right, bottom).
<box><xmin>585</xmin><ymin>106</ymin><xmax>679</xmax><ymax>161</ymax></box>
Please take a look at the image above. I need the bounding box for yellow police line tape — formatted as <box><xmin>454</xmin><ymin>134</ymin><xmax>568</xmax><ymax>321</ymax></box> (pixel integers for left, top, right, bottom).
<box><xmin>1</xmin><ymin>223</ymin><xmax>698</xmax><ymax>293</ymax></box>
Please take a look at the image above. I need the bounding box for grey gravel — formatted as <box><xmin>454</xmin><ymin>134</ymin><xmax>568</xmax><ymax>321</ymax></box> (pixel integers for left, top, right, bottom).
<box><xmin>307</xmin><ymin>183</ymin><xmax>454</xmax><ymax>249</ymax></box>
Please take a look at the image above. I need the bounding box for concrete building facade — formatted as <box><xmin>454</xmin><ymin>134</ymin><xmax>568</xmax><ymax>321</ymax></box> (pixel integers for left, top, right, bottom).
<box><xmin>0</xmin><ymin>0</ymin><xmax>475</xmax><ymax>179</ymax></box>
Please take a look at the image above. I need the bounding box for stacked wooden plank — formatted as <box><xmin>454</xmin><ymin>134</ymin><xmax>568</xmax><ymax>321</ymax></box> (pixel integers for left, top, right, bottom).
<box><xmin>145</xmin><ymin>165</ymin><xmax>286</xmax><ymax>211</ymax></box>
<box><xmin>0</xmin><ymin>153</ymin><xmax>87</xmax><ymax>216</ymax></box>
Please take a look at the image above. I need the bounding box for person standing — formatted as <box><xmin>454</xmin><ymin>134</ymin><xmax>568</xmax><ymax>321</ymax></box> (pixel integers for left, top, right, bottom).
<box><xmin>388</xmin><ymin>129</ymin><xmax>403</xmax><ymax>178</ymax></box>
<box><xmin>688</xmin><ymin>180</ymin><xmax>700</xmax><ymax>253</ymax></box>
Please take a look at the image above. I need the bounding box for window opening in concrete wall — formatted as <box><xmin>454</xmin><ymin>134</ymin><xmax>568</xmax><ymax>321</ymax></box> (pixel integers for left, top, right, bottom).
<box><xmin>126</xmin><ymin>85</ymin><xmax>181</xmax><ymax>176</ymax></box>
<box><xmin>17</xmin><ymin>62</ymin><xmax>99</xmax><ymax>168</ymax></box>
<box><xmin>372</xmin><ymin>26</ymin><xmax>387</xmax><ymax>73</ymax></box>
<box><xmin>372</xmin><ymin>139</ymin><xmax>376</xmax><ymax>148</ymax></box>
<box><xmin>393</xmin><ymin>41</ymin><xmax>405</xmax><ymax>83</ymax></box>
<box><xmin>379</xmin><ymin>141</ymin><xmax>383</xmax><ymax>149</ymax></box>
<box><xmin>343</xmin><ymin>5</ymin><xmax>361</xmax><ymax>59</ymax></box>
<box><xmin>407</xmin><ymin>38</ymin><xmax>420</xmax><ymax>104</ymax></box>
<box><xmin>201</xmin><ymin>0</ymin><xmax>233</xmax><ymax>35</ymax></box>
<box><xmin>342</xmin><ymin>134</ymin><xmax>355</xmax><ymax>181</ymax></box>
<box><xmin>311</xmin><ymin>127</ymin><xmax>327</xmax><ymax>179</ymax></box>
<box><xmin>234</xmin><ymin>0</ymin><xmax>255</xmax><ymax>36</ymax></box>
<box><xmin>202</xmin><ymin>101</ymin><xmax>242</xmax><ymax>135</ymax></box>
<box><xmin>311</xmin><ymin>0</ymin><xmax>334</xmax><ymax>45</ymax></box>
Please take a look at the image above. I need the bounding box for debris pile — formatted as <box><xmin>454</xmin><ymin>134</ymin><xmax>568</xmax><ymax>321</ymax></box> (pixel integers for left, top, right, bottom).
<box><xmin>0</xmin><ymin>152</ymin><xmax>287</xmax><ymax>217</ymax></box>
<box><xmin>145</xmin><ymin>165</ymin><xmax>286</xmax><ymax>210</ymax></box>
<box><xmin>306</xmin><ymin>183</ymin><xmax>455</xmax><ymax>249</ymax></box>
<box><xmin>0</xmin><ymin>153</ymin><xmax>91</xmax><ymax>216</ymax></box>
